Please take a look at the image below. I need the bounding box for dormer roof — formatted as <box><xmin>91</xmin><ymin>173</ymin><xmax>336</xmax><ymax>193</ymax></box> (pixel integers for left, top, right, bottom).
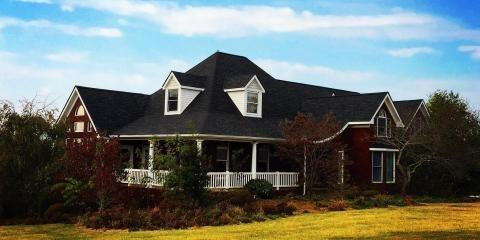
<box><xmin>161</xmin><ymin>71</ymin><xmax>206</xmax><ymax>90</ymax></box>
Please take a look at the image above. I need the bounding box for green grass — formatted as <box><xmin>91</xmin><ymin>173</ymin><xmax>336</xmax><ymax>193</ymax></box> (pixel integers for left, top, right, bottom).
<box><xmin>1</xmin><ymin>203</ymin><xmax>479</xmax><ymax>240</ymax></box>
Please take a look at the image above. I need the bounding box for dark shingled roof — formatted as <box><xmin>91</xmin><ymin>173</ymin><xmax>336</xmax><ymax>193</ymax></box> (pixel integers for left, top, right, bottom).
<box><xmin>301</xmin><ymin>92</ymin><xmax>388</xmax><ymax>126</ymax></box>
<box><xmin>223</xmin><ymin>73</ymin><xmax>256</xmax><ymax>89</ymax></box>
<box><xmin>76</xmin><ymin>86</ymin><xmax>149</xmax><ymax>135</ymax></box>
<box><xmin>394</xmin><ymin>99</ymin><xmax>423</xmax><ymax>125</ymax></box>
<box><xmin>171</xmin><ymin>71</ymin><xmax>206</xmax><ymax>88</ymax></box>
<box><xmin>74</xmin><ymin>52</ymin><xmax>397</xmax><ymax>139</ymax></box>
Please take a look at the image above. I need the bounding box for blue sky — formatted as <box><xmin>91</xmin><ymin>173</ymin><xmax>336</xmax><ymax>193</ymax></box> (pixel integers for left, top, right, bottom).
<box><xmin>0</xmin><ymin>0</ymin><xmax>479</xmax><ymax>110</ymax></box>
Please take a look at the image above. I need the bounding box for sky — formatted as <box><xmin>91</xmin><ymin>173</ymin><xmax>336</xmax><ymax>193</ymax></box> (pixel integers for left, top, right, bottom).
<box><xmin>0</xmin><ymin>0</ymin><xmax>479</xmax><ymax>111</ymax></box>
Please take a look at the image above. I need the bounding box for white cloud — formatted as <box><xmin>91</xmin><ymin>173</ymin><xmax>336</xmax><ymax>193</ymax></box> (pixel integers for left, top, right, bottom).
<box><xmin>255</xmin><ymin>59</ymin><xmax>375</xmax><ymax>85</ymax></box>
<box><xmin>45</xmin><ymin>51</ymin><xmax>89</xmax><ymax>63</ymax></box>
<box><xmin>15</xmin><ymin>0</ymin><xmax>52</xmax><ymax>4</ymax></box>
<box><xmin>54</xmin><ymin>0</ymin><xmax>480</xmax><ymax>41</ymax></box>
<box><xmin>0</xmin><ymin>51</ymin><xmax>191</xmax><ymax>110</ymax></box>
<box><xmin>0</xmin><ymin>16</ymin><xmax>122</xmax><ymax>38</ymax></box>
<box><xmin>387</xmin><ymin>47</ymin><xmax>436</xmax><ymax>58</ymax></box>
<box><xmin>458</xmin><ymin>45</ymin><xmax>480</xmax><ymax>60</ymax></box>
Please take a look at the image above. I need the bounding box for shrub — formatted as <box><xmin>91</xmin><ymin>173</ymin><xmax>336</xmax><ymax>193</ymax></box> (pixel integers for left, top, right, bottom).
<box><xmin>245</xmin><ymin>179</ymin><xmax>273</xmax><ymax>199</ymax></box>
<box><xmin>260</xmin><ymin>200</ymin><xmax>279</xmax><ymax>215</ymax></box>
<box><xmin>43</xmin><ymin>203</ymin><xmax>69</xmax><ymax>222</ymax></box>
<box><xmin>243</xmin><ymin>201</ymin><xmax>262</xmax><ymax>214</ymax></box>
<box><xmin>327</xmin><ymin>199</ymin><xmax>349</xmax><ymax>211</ymax></box>
<box><xmin>227</xmin><ymin>190</ymin><xmax>254</xmax><ymax>206</ymax></box>
<box><xmin>276</xmin><ymin>201</ymin><xmax>297</xmax><ymax>215</ymax></box>
<box><xmin>404</xmin><ymin>196</ymin><xmax>415</xmax><ymax>206</ymax></box>
<box><xmin>361</xmin><ymin>189</ymin><xmax>380</xmax><ymax>197</ymax></box>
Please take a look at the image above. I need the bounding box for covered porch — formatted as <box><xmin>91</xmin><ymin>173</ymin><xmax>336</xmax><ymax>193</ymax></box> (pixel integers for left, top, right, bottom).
<box><xmin>118</xmin><ymin>138</ymin><xmax>299</xmax><ymax>190</ymax></box>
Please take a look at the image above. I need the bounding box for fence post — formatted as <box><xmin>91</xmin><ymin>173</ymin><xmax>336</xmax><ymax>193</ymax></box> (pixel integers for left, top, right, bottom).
<box><xmin>226</xmin><ymin>171</ymin><xmax>230</xmax><ymax>190</ymax></box>
<box><xmin>276</xmin><ymin>171</ymin><xmax>280</xmax><ymax>190</ymax></box>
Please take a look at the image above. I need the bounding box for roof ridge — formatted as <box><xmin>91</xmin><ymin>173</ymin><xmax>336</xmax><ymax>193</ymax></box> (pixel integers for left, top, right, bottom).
<box><xmin>214</xmin><ymin>51</ymin><xmax>249</xmax><ymax>59</ymax></box>
<box><xmin>196</xmin><ymin>52</ymin><xmax>221</xmax><ymax>134</ymax></box>
<box><xmin>75</xmin><ymin>85</ymin><xmax>148</xmax><ymax>96</ymax></box>
<box><xmin>171</xmin><ymin>71</ymin><xmax>207</xmax><ymax>77</ymax></box>
<box><xmin>394</xmin><ymin>99</ymin><xmax>424</xmax><ymax>103</ymax></box>
<box><xmin>273</xmin><ymin>78</ymin><xmax>358</xmax><ymax>93</ymax></box>
<box><xmin>305</xmin><ymin>92</ymin><xmax>387</xmax><ymax>100</ymax></box>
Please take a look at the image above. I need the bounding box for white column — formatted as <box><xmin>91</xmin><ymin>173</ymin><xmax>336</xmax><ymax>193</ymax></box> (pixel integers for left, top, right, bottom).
<box><xmin>196</xmin><ymin>139</ymin><xmax>203</xmax><ymax>155</ymax></box>
<box><xmin>148</xmin><ymin>140</ymin><xmax>155</xmax><ymax>171</ymax></box>
<box><xmin>251</xmin><ymin>142</ymin><xmax>258</xmax><ymax>179</ymax></box>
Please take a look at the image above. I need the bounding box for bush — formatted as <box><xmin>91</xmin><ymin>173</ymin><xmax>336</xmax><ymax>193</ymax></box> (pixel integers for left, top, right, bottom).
<box><xmin>260</xmin><ymin>200</ymin><xmax>279</xmax><ymax>215</ymax></box>
<box><xmin>245</xmin><ymin>179</ymin><xmax>273</xmax><ymax>199</ymax></box>
<box><xmin>361</xmin><ymin>189</ymin><xmax>380</xmax><ymax>198</ymax></box>
<box><xmin>276</xmin><ymin>201</ymin><xmax>297</xmax><ymax>215</ymax></box>
<box><xmin>227</xmin><ymin>190</ymin><xmax>254</xmax><ymax>206</ymax></box>
<box><xmin>327</xmin><ymin>199</ymin><xmax>349</xmax><ymax>211</ymax></box>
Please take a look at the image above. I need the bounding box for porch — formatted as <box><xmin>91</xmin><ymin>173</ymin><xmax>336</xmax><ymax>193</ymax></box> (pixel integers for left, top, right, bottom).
<box><xmin>118</xmin><ymin>138</ymin><xmax>300</xmax><ymax>190</ymax></box>
<box><xmin>121</xmin><ymin>169</ymin><xmax>299</xmax><ymax>190</ymax></box>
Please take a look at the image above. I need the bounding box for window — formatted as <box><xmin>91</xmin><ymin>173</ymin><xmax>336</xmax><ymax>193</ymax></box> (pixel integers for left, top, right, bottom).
<box><xmin>386</xmin><ymin>152</ymin><xmax>395</xmax><ymax>183</ymax></box>
<box><xmin>216</xmin><ymin>144</ymin><xmax>229</xmax><ymax>171</ymax></box>
<box><xmin>75</xmin><ymin>105</ymin><xmax>85</xmax><ymax>116</ymax></box>
<box><xmin>372</xmin><ymin>152</ymin><xmax>383</xmax><ymax>183</ymax></box>
<box><xmin>167</xmin><ymin>89</ymin><xmax>179</xmax><ymax>112</ymax></box>
<box><xmin>73</xmin><ymin>121</ymin><xmax>84</xmax><ymax>132</ymax></box>
<box><xmin>338</xmin><ymin>150</ymin><xmax>345</xmax><ymax>184</ymax></box>
<box><xmin>376</xmin><ymin>110</ymin><xmax>388</xmax><ymax>137</ymax></box>
<box><xmin>258</xmin><ymin>145</ymin><xmax>270</xmax><ymax>172</ymax></box>
<box><xmin>87</xmin><ymin>122</ymin><xmax>93</xmax><ymax>132</ymax></box>
<box><xmin>246</xmin><ymin>92</ymin><xmax>259</xmax><ymax>114</ymax></box>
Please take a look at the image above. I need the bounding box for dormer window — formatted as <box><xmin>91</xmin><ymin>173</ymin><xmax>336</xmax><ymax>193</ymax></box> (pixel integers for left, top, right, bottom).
<box><xmin>75</xmin><ymin>105</ymin><xmax>85</xmax><ymax>116</ymax></box>
<box><xmin>162</xmin><ymin>72</ymin><xmax>204</xmax><ymax>115</ymax></box>
<box><xmin>376</xmin><ymin>110</ymin><xmax>391</xmax><ymax>137</ymax></box>
<box><xmin>225</xmin><ymin>75</ymin><xmax>265</xmax><ymax>118</ymax></box>
<box><xmin>167</xmin><ymin>89</ymin><xmax>179</xmax><ymax>112</ymax></box>
<box><xmin>246</xmin><ymin>91</ymin><xmax>259</xmax><ymax>114</ymax></box>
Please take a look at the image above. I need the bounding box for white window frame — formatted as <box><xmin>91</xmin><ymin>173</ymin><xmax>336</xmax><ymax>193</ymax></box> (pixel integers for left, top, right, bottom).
<box><xmin>386</xmin><ymin>152</ymin><xmax>396</xmax><ymax>183</ymax></box>
<box><xmin>376</xmin><ymin>110</ymin><xmax>388</xmax><ymax>137</ymax></box>
<box><xmin>73</xmin><ymin>121</ymin><xmax>84</xmax><ymax>133</ymax></box>
<box><xmin>74</xmin><ymin>105</ymin><xmax>85</xmax><ymax>116</ymax></box>
<box><xmin>165</xmin><ymin>88</ymin><xmax>180</xmax><ymax>114</ymax></box>
<box><xmin>87</xmin><ymin>122</ymin><xmax>93</xmax><ymax>132</ymax></box>
<box><xmin>216</xmin><ymin>144</ymin><xmax>229</xmax><ymax>172</ymax></box>
<box><xmin>371</xmin><ymin>151</ymin><xmax>383</xmax><ymax>183</ymax></box>
<box><xmin>338</xmin><ymin>150</ymin><xmax>345</xmax><ymax>184</ymax></box>
<box><xmin>244</xmin><ymin>91</ymin><xmax>261</xmax><ymax>117</ymax></box>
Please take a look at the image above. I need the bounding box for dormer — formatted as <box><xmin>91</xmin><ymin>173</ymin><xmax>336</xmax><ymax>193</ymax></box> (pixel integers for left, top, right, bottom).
<box><xmin>162</xmin><ymin>71</ymin><xmax>205</xmax><ymax>115</ymax></box>
<box><xmin>224</xmin><ymin>75</ymin><xmax>265</xmax><ymax>118</ymax></box>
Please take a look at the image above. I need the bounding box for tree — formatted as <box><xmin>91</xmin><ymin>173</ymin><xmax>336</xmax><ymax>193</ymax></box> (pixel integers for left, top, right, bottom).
<box><xmin>152</xmin><ymin>136</ymin><xmax>210</xmax><ymax>206</ymax></box>
<box><xmin>60</xmin><ymin>137</ymin><xmax>124</xmax><ymax>211</ymax></box>
<box><xmin>374</xmin><ymin>126</ymin><xmax>434</xmax><ymax>195</ymax></box>
<box><xmin>0</xmin><ymin>99</ymin><xmax>66</xmax><ymax>218</ymax></box>
<box><xmin>419</xmin><ymin>90</ymin><xmax>480</xmax><ymax>195</ymax></box>
<box><xmin>278</xmin><ymin>113</ymin><xmax>344</xmax><ymax>195</ymax></box>
<box><xmin>379</xmin><ymin>90</ymin><xmax>480</xmax><ymax>196</ymax></box>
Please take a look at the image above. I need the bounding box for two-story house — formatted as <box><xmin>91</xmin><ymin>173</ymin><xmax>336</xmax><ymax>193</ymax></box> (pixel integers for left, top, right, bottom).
<box><xmin>58</xmin><ymin>52</ymin><xmax>428</xmax><ymax>191</ymax></box>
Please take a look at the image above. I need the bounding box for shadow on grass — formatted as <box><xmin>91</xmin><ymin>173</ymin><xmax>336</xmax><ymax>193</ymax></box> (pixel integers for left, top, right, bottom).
<box><xmin>331</xmin><ymin>230</ymin><xmax>480</xmax><ymax>240</ymax></box>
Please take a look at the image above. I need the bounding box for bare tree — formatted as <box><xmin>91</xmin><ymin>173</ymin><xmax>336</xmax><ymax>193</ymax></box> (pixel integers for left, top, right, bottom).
<box><xmin>278</xmin><ymin>113</ymin><xmax>344</xmax><ymax>195</ymax></box>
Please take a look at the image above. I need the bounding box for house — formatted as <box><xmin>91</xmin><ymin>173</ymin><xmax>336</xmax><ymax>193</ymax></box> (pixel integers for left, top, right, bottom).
<box><xmin>58</xmin><ymin>51</ymin><xmax>428</xmax><ymax>191</ymax></box>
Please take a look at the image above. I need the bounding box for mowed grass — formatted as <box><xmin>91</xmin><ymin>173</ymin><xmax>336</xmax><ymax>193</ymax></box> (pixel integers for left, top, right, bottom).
<box><xmin>1</xmin><ymin>203</ymin><xmax>479</xmax><ymax>240</ymax></box>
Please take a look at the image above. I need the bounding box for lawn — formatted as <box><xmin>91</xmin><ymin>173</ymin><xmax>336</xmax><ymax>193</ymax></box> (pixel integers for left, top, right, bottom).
<box><xmin>1</xmin><ymin>202</ymin><xmax>479</xmax><ymax>240</ymax></box>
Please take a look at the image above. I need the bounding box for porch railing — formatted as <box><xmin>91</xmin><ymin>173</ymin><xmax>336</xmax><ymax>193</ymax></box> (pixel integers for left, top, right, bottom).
<box><xmin>121</xmin><ymin>169</ymin><xmax>299</xmax><ymax>190</ymax></box>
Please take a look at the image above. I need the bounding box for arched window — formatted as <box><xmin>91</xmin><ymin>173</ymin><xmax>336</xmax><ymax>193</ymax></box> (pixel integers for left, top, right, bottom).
<box><xmin>376</xmin><ymin>110</ymin><xmax>389</xmax><ymax>137</ymax></box>
<box><xmin>75</xmin><ymin>105</ymin><xmax>85</xmax><ymax>116</ymax></box>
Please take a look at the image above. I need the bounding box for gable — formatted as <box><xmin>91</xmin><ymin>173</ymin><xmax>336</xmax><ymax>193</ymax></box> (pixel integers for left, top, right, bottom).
<box><xmin>57</xmin><ymin>87</ymin><xmax>98</xmax><ymax>132</ymax></box>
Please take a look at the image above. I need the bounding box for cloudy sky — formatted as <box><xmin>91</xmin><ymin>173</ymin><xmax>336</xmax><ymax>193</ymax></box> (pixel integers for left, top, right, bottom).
<box><xmin>1</xmin><ymin>0</ymin><xmax>479</xmax><ymax>110</ymax></box>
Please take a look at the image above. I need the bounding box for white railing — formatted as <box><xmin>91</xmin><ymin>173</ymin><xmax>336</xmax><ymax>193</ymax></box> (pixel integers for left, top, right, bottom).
<box><xmin>122</xmin><ymin>169</ymin><xmax>299</xmax><ymax>190</ymax></box>
<box><xmin>121</xmin><ymin>168</ymin><xmax>169</xmax><ymax>187</ymax></box>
